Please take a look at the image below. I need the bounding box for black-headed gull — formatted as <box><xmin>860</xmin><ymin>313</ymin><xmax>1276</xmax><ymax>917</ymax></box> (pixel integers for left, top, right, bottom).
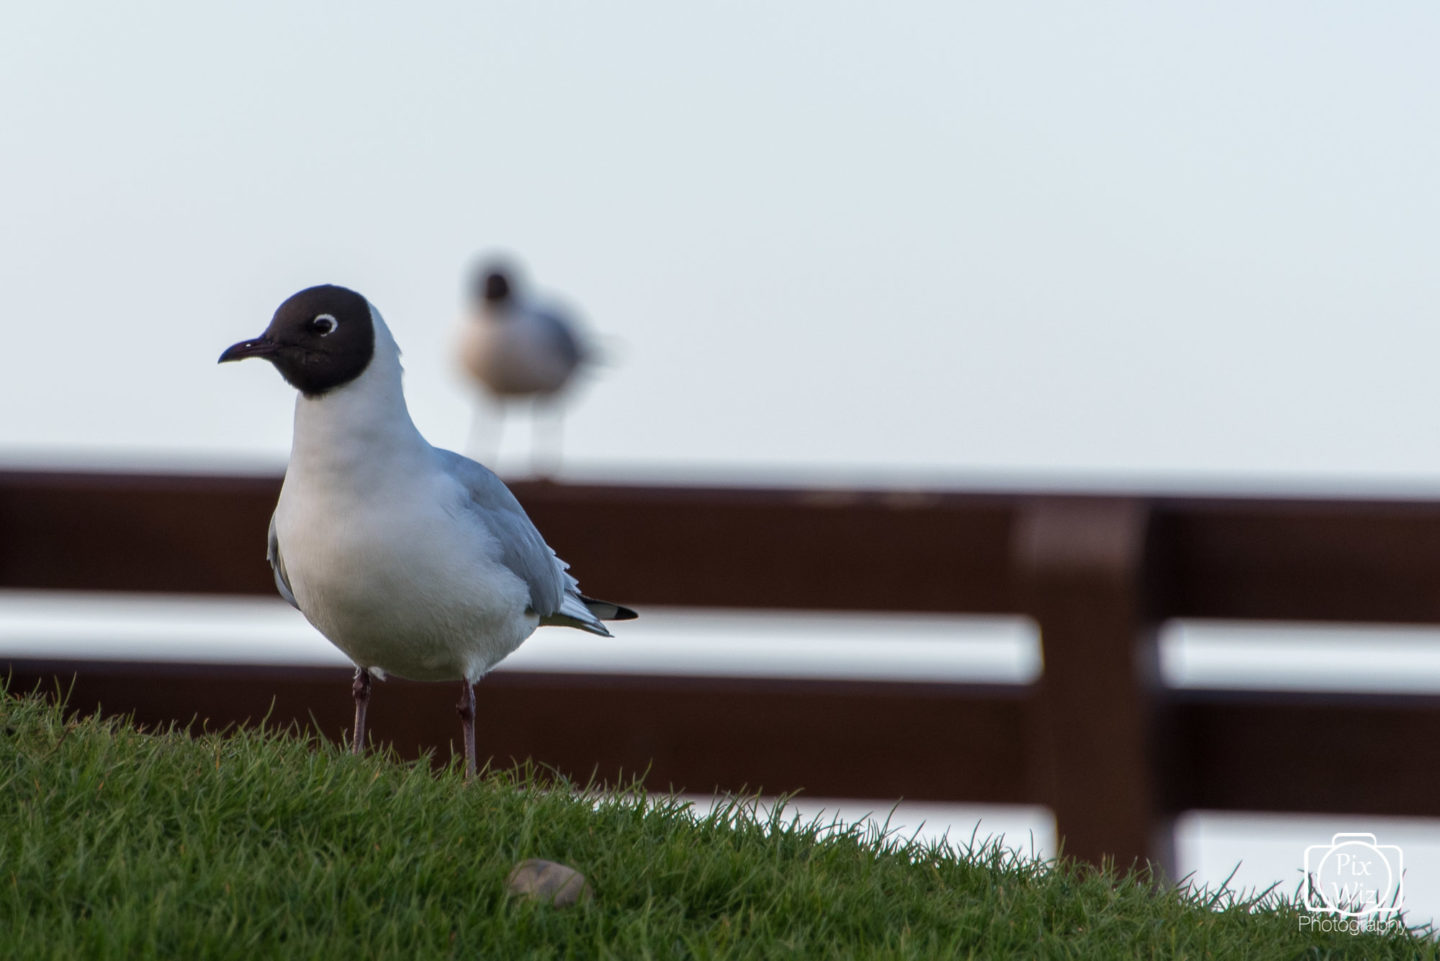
<box><xmin>220</xmin><ymin>284</ymin><xmax>636</xmax><ymax>775</ymax></box>
<box><xmin>456</xmin><ymin>261</ymin><xmax>592</xmax><ymax>475</ymax></box>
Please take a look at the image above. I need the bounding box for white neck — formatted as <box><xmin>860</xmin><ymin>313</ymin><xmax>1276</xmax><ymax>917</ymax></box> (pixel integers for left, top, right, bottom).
<box><xmin>287</xmin><ymin>305</ymin><xmax>432</xmax><ymax>480</ymax></box>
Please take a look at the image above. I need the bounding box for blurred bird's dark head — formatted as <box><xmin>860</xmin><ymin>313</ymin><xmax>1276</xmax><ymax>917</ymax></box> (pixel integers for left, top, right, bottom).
<box><xmin>469</xmin><ymin>261</ymin><xmax>516</xmax><ymax>308</ymax></box>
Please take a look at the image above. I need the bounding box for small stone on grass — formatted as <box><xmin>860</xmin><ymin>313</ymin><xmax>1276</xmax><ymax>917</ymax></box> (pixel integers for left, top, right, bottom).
<box><xmin>505</xmin><ymin>858</ymin><xmax>593</xmax><ymax>907</ymax></box>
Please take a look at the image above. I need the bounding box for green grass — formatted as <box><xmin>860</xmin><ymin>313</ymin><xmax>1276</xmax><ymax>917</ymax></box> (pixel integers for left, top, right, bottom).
<box><xmin>1</xmin><ymin>686</ymin><xmax>1434</xmax><ymax>960</ymax></box>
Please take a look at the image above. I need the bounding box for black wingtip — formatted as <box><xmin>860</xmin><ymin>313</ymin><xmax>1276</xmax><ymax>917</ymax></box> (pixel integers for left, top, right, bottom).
<box><xmin>581</xmin><ymin>595</ymin><xmax>638</xmax><ymax>621</ymax></box>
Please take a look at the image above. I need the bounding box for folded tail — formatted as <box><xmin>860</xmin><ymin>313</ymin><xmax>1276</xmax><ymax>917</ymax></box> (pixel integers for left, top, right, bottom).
<box><xmin>540</xmin><ymin>593</ymin><xmax>639</xmax><ymax>637</ymax></box>
<box><xmin>579</xmin><ymin>594</ymin><xmax>638</xmax><ymax>621</ymax></box>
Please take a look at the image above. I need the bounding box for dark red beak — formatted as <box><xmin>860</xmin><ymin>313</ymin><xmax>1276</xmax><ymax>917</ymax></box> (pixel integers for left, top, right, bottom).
<box><xmin>218</xmin><ymin>337</ymin><xmax>278</xmax><ymax>364</ymax></box>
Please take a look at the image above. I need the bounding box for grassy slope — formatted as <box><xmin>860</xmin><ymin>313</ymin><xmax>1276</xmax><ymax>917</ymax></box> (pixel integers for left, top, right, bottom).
<box><xmin>1</xmin><ymin>687</ymin><xmax>1434</xmax><ymax>960</ymax></box>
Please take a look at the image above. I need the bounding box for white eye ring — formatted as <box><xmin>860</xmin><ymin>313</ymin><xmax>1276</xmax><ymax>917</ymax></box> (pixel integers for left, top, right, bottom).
<box><xmin>311</xmin><ymin>313</ymin><xmax>338</xmax><ymax>336</ymax></box>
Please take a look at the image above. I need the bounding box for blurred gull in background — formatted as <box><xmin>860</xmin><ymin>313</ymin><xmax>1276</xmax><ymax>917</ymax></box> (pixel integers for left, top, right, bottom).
<box><xmin>456</xmin><ymin>258</ymin><xmax>595</xmax><ymax>476</ymax></box>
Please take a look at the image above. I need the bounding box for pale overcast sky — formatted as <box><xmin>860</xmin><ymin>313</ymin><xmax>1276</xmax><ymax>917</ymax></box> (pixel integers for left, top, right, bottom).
<box><xmin>3</xmin><ymin>2</ymin><xmax>1439</xmax><ymax>491</ymax></box>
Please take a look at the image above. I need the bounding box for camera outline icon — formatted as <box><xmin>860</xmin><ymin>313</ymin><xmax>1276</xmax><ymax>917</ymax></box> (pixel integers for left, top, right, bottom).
<box><xmin>1303</xmin><ymin>833</ymin><xmax>1404</xmax><ymax>917</ymax></box>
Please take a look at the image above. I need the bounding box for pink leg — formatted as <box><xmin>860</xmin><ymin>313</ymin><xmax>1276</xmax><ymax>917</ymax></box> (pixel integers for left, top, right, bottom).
<box><xmin>352</xmin><ymin>668</ymin><xmax>372</xmax><ymax>756</ymax></box>
<box><xmin>457</xmin><ymin>680</ymin><xmax>477</xmax><ymax>777</ymax></box>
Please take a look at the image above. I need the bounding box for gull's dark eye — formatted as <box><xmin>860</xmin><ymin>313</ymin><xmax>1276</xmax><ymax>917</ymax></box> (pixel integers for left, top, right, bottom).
<box><xmin>310</xmin><ymin>313</ymin><xmax>338</xmax><ymax>336</ymax></box>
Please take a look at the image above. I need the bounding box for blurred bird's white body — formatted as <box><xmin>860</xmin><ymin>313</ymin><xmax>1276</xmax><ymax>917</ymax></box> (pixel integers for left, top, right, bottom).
<box><xmin>457</xmin><ymin>305</ymin><xmax>580</xmax><ymax>398</ymax></box>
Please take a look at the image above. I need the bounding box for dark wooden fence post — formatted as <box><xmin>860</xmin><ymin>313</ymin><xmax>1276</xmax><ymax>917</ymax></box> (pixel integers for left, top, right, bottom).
<box><xmin>1015</xmin><ymin>497</ymin><xmax>1173</xmax><ymax>875</ymax></box>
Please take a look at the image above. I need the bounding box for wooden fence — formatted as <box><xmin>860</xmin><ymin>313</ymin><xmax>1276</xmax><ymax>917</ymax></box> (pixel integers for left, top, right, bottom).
<box><xmin>3</xmin><ymin>469</ymin><xmax>1439</xmax><ymax>874</ymax></box>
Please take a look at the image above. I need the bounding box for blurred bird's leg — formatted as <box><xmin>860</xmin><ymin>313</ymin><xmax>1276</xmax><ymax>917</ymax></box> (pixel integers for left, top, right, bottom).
<box><xmin>530</xmin><ymin>397</ymin><xmax>566</xmax><ymax>479</ymax></box>
<box><xmin>465</xmin><ymin>397</ymin><xmax>504</xmax><ymax>466</ymax></box>
<box><xmin>351</xmin><ymin>668</ymin><xmax>371</xmax><ymax>756</ymax></box>
<box><xmin>457</xmin><ymin>679</ymin><xmax>477</xmax><ymax>778</ymax></box>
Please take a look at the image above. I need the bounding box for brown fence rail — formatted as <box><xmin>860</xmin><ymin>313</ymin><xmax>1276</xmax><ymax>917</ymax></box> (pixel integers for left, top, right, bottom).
<box><xmin>3</xmin><ymin>470</ymin><xmax>1439</xmax><ymax>873</ymax></box>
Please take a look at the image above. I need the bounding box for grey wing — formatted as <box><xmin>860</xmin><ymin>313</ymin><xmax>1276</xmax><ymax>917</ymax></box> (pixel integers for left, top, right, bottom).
<box><xmin>531</xmin><ymin>307</ymin><xmax>585</xmax><ymax>371</ymax></box>
<box><xmin>267</xmin><ymin>512</ymin><xmax>300</xmax><ymax>610</ymax></box>
<box><xmin>436</xmin><ymin>449</ymin><xmax>571</xmax><ymax>618</ymax></box>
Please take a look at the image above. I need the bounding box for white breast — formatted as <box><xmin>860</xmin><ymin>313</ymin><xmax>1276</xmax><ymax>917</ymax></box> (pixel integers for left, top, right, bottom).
<box><xmin>279</xmin><ymin>471</ymin><xmax>537</xmax><ymax>682</ymax></box>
